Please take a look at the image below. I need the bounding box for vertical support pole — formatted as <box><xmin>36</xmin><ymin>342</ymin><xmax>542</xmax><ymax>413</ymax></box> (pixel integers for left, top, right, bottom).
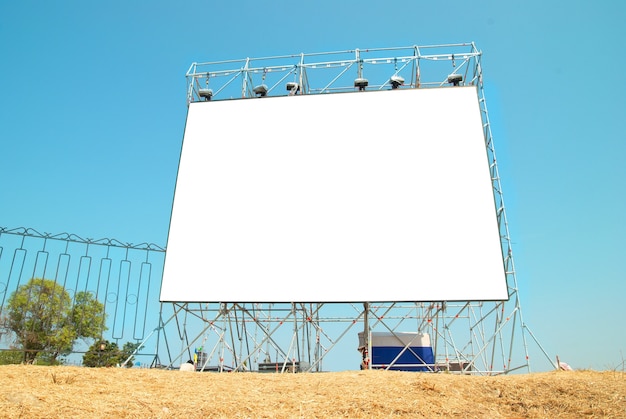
<box><xmin>298</xmin><ymin>53</ymin><xmax>305</xmax><ymax>95</ymax></box>
<box><xmin>241</xmin><ymin>58</ymin><xmax>250</xmax><ymax>98</ymax></box>
<box><xmin>362</xmin><ymin>302</ymin><xmax>370</xmax><ymax>370</ymax></box>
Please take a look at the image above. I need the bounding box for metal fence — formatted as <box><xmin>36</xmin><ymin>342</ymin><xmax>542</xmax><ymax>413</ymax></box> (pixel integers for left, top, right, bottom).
<box><xmin>0</xmin><ymin>226</ymin><xmax>166</xmax><ymax>366</ymax></box>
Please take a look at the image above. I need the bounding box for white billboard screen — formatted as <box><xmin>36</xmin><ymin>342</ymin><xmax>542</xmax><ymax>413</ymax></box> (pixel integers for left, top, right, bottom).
<box><xmin>161</xmin><ymin>86</ymin><xmax>507</xmax><ymax>302</ymax></box>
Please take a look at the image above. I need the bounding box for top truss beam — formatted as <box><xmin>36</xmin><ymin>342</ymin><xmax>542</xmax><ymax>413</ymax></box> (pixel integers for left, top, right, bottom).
<box><xmin>185</xmin><ymin>43</ymin><xmax>482</xmax><ymax>104</ymax></box>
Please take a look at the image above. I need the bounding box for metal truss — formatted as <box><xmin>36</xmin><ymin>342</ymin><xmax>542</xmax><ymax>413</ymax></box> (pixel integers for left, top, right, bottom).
<box><xmin>156</xmin><ymin>299</ymin><xmax>551</xmax><ymax>374</ymax></box>
<box><xmin>185</xmin><ymin>43</ymin><xmax>482</xmax><ymax>104</ymax></box>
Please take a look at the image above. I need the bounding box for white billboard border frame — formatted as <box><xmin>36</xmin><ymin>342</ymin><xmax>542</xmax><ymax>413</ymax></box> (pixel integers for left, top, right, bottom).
<box><xmin>161</xmin><ymin>86</ymin><xmax>508</xmax><ymax>303</ymax></box>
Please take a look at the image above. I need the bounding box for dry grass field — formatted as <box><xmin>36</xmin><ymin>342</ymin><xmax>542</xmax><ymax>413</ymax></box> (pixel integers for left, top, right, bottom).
<box><xmin>0</xmin><ymin>365</ymin><xmax>624</xmax><ymax>418</ymax></box>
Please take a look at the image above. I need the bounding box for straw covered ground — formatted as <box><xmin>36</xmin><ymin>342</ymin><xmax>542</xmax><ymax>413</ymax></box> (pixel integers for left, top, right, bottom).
<box><xmin>0</xmin><ymin>365</ymin><xmax>624</xmax><ymax>418</ymax></box>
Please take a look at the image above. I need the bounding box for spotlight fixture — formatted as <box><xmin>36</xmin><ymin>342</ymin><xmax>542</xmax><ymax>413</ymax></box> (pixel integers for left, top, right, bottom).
<box><xmin>390</xmin><ymin>75</ymin><xmax>405</xmax><ymax>89</ymax></box>
<box><xmin>253</xmin><ymin>84</ymin><xmax>268</xmax><ymax>97</ymax></box>
<box><xmin>447</xmin><ymin>74</ymin><xmax>463</xmax><ymax>86</ymax></box>
<box><xmin>198</xmin><ymin>88</ymin><xmax>213</xmax><ymax>101</ymax></box>
<box><xmin>354</xmin><ymin>77</ymin><xmax>368</xmax><ymax>91</ymax></box>
<box><xmin>286</xmin><ymin>82</ymin><xmax>300</xmax><ymax>94</ymax></box>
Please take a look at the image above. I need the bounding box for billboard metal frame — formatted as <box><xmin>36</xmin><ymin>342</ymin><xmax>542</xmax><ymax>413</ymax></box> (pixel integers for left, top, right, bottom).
<box><xmin>161</xmin><ymin>42</ymin><xmax>553</xmax><ymax>374</ymax></box>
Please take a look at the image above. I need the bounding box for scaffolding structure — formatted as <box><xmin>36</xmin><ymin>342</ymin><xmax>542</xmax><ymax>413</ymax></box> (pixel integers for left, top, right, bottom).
<box><xmin>156</xmin><ymin>42</ymin><xmax>553</xmax><ymax>374</ymax></box>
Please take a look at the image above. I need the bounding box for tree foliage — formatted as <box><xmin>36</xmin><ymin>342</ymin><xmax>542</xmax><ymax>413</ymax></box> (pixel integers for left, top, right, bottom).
<box><xmin>82</xmin><ymin>340</ymin><xmax>141</xmax><ymax>368</ymax></box>
<box><xmin>0</xmin><ymin>350</ymin><xmax>23</xmax><ymax>365</ymax></box>
<box><xmin>6</xmin><ymin>278</ymin><xmax>107</xmax><ymax>363</ymax></box>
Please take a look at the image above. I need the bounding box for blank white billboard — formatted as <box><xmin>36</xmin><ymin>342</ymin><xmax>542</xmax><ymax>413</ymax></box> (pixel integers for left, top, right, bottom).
<box><xmin>160</xmin><ymin>86</ymin><xmax>507</xmax><ymax>302</ymax></box>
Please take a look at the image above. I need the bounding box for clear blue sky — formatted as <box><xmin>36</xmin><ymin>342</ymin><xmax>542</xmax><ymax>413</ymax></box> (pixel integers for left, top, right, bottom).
<box><xmin>1</xmin><ymin>1</ymin><xmax>624</xmax><ymax>371</ymax></box>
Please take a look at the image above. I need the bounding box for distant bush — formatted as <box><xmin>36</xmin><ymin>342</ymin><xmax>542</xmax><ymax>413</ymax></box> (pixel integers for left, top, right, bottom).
<box><xmin>0</xmin><ymin>350</ymin><xmax>24</xmax><ymax>365</ymax></box>
<box><xmin>83</xmin><ymin>340</ymin><xmax>141</xmax><ymax>367</ymax></box>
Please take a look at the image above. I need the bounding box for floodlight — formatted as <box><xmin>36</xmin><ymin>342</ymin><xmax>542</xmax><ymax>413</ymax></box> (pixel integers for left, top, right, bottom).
<box><xmin>198</xmin><ymin>88</ymin><xmax>213</xmax><ymax>101</ymax></box>
<box><xmin>253</xmin><ymin>84</ymin><xmax>268</xmax><ymax>97</ymax></box>
<box><xmin>447</xmin><ymin>74</ymin><xmax>463</xmax><ymax>86</ymax></box>
<box><xmin>354</xmin><ymin>78</ymin><xmax>368</xmax><ymax>91</ymax></box>
<box><xmin>286</xmin><ymin>82</ymin><xmax>300</xmax><ymax>94</ymax></box>
<box><xmin>390</xmin><ymin>75</ymin><xmax>405</xmax><ymax>89</ymax></box>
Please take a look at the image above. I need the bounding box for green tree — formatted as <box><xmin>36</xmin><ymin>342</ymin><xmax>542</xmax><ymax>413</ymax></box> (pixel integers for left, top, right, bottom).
<box><xmin>82</xmin><ymin>340</ymin><xmax>122</xmax><ymax>367</ymax></box>
<box><xmin>6</xmin><ymin>278</ymin><xmax>107</xmax><ymax>364</ymax></box>
<box><xmin>0</xmin><ymin>350</ymin><xmax>24</xmax><ymax>365</ymax></box>
<box><xmin>82</xmin><ymin>340</ymin><xmax>141</xmax><ymax>367</ymax></box>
